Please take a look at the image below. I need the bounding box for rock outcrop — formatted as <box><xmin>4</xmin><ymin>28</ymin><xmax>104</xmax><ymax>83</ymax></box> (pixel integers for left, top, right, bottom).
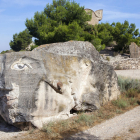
<box><xmin>0</xmin><ymin>41</ymin><xmax>120</xmax><ymax>129</ymax></box>
<box><xmin>85</xmin><ymin>9</ymin><xmax>103</xmax><ymax>25</ymax></box>
<box><xmin>129</xmin><ymin>42</ymin><xmax>140</xmax><ymax>58</ymax></box>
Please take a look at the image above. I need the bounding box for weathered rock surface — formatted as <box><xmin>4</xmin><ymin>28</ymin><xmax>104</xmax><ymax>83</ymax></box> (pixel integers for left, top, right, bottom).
<box><xmin>129</xmin><ymin>42</ymin><xmax>140</xmax><ymax>58</ymax></box>
<box><xmin>111</xmin><ymin>58</ymin><xmax>140</xmax><ymax>70</ymax></box>
<box><xmin>85</xmin><ymin>9</ymin><xmax>103</xmax><ymax>25</ymax></box>
<box><xmin>100</xmin><ymin>46</ymin><xmax>140</xmax><ymax>70</ymax></box>
<box><xmin>0</xmin><ymin>41</ymin><xmax>120</xmax><ymax>129</ymax></box>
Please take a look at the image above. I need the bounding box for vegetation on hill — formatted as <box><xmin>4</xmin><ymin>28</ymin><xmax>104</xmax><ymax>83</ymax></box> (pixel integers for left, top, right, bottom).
<box><xmin>0</xmin><ymin>50</ymin><xmax>12</xmax><ymax>54</ymax></box>
<box><xmin>25</xmin><ymin>0</ymin><xmax>106</xmax><ymax>50</ymax></box>
<box><xmin>6</xmin><ymin>0</ymin><xmax>140</xmax><ymax>53</ymax></box>
<box><xmin>84</xmin><ymin>20</ymin><xmax>140</xmax><ymax>53</ymax></box>
<box><xmin>9</xmin><ymin>29</ymin><xmax>32</xmax><ymax>51</ymax></box>
<box><xmin>111</xmin><ymin>20</ymin><xmax>140</xmax><ymax>53</ymax></box>
<box><xmin>25</xmin><ymin>0</ymin><xmax>90</xmax><ymax>45</ymax></box>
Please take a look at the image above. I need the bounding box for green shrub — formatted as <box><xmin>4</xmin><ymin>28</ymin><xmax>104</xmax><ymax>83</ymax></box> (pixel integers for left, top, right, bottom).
<box><xmin>116</xmin><ymin>76</ymin><xmax>140</xmax><ymax>108</ymax></box>
<box><xmin>126</xmin><ymin>88</ymin><xmax>139</xmax><ymax>98</ymax></box>
<box><xmin>91</xmin><ymin>38</ymin><xmax>105</xmax><ymax>52</ymax></box>
<box><xmin>128</xmin><ymin>97</ymin><xmax>138</xmax><ymax>106</ymax></box>
<box><xmin>0</xmin><ymin>50</ymin><xmax>13</xmax><ymax>54</ymax></box>
<box><xmin>9</xmin><ymin>29</ymin><xmax>32</xmax><ymax>51</ymax></box>
<box><xmin>97</xmin><ymin>110</ymin><xmax>105</xmax><ymax>119</ymax></box>
<box><xmin>30</xmin><ymin>45</ymin><xmax>38</xmax><ymax>51</ymax></box>
<box><xmin>116</xmin><ymin>109</ymin><xmax>123</xmax><ymax>114</ymax></box>
<box><xmin>41</xmin><ymin>121</ymin><xmax>55</xmax><ymax>134</ymax></box>
<box><xmin>0</xmin><ymin>50</ymin><xmax>8</xmax><ymax>54</ymax></box>
<box><xmin>118</xmin><ymin>76</ymin><xmax>140</xmax><ymax>92</ymax></box>
<box><xmin>75</xmin><ymin>113</ymin><xmax>94</xmax><ymax>126</ymax></box>
<box><xmin>112</xmin><ymin>99</ymin><xmax>129</xmax><ymax>109</ymax></box>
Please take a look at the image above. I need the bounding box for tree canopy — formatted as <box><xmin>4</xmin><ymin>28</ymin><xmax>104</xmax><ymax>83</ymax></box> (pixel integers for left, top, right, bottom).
<box><xmin>9</xmin><ymin>0</ymin><xmax>140</xmax><ymax>53</ymax></box>
<box><xmin>110</xmin><ymin>20</ymin><xmax>140</xmax><ymax>52</ymax></box>
<box><xmin>86</xmin><ymin>20</ymin><xmax>140</xmax><ymax>52</ymax></box>
<box><xmin>25</xmin><ymin>0</ymin><xmax>92</xmax><ymax>44</ymax></box>
<box><xmin>9</xmin><ymin>29</ymin><xmax>32</xmax><ymax>51</ymax></box>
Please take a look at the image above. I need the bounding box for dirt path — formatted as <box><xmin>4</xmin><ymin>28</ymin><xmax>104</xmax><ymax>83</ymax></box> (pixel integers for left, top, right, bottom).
<box><xmin>66</xmin><ymin>106</ymin><xmax>140</xmax><ymax>140</ymax></box>
<box><xmin>112</xmin><ymin>121</ymin><xmax>140</xmax><ymax>140</ymax></box>
<box><xmin>115</xmin><ymin>70</ymin><xmax>140</xmax><ymax>79</ymax></box>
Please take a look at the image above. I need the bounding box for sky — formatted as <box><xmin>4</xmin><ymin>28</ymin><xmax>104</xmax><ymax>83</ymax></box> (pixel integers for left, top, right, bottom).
<box><xmin>0</xmin><ymin>0</ymin><xmax>140</xmax><ymax>52</ymax></box>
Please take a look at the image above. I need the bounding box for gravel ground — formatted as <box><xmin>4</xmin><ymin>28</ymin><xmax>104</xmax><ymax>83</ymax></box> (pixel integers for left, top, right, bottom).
<box><xmin>117</xmin><ymin>120</ymin><xmax>140</xmax><ymax>140</ymax></box>
<box><xmin>0</xmin><ymin>117</ymin><xmax>25</xmax><ymax>140</ymax></box>
<box><xmin>66</xmin><ymin>106</ymin><xmax>140</xmax><ymax>140</ymax></box>
<box><xmin>115</xmin><ymin>70</ymin><xmax>140</xmax><ymax>79</ymax></box>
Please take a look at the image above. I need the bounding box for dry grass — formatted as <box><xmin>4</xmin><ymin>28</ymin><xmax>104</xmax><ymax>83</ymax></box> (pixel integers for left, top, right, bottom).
<box><xmin>106</xmin><ymin>56</ymin><xmax>110</xmax><ymax>61</ymax></box>
<box><xmin>12</xmin><ymin>93</ymin><xmax>140</xmax><ymax>140</ymax></box>
<box><xmin>111</xmin><ymin>135</ymin><xmax>124</xmax><ymax>140</ymax></box>
<box><xmin>11</xmin><ymin>77</ymin><xmax>140</xmax><ymax>140</ymax></box>
<box><xmin>128</xmin><ymin>128</ymin><xmax>135</xmax><ymax>133</ymax></box>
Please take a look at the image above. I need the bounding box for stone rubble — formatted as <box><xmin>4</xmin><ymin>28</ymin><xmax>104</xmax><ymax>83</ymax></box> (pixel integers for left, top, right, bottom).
<box><xmin>100</xmin><ymin>50</ymin><xmax>140</xmax><ymax>70</ymax></box>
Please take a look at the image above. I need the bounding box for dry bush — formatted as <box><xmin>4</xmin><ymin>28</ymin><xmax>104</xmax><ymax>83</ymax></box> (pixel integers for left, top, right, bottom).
<box><xmin>106</xmin><ymin>56</ymin><xmax>110</xmax><ymax>61</ymax></box>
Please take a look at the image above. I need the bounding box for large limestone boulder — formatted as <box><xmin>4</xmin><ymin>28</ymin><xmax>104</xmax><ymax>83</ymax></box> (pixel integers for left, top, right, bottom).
<box><xmin>0</xmin><ymin>41</ymin><xmax>120</xmax><ymax>129</ymax></box>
